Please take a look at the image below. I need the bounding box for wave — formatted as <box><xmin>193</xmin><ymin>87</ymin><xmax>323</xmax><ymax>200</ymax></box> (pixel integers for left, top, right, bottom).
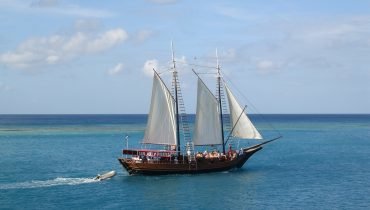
<box><xmin>0</xmin><ymin>177</ymin><xmax>99</xmax><ymax>190</ymax></box>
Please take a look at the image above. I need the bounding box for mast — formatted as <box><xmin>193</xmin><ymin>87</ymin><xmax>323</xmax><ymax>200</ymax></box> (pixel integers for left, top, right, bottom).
<box><xmin>172</xmin><ymin>41</ymin><xmax>181</xmax><ymax>156</ymax></box>
<box><xmin>216</xmin><ymin>49</ymin><xmax>226</xmax><ymax>154</ymax></box>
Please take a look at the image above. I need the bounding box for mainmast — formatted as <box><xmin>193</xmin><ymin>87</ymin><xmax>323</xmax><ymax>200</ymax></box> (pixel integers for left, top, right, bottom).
<box><xmin>216</xmin><ymin>49</ymin><xmax>226</xmax><ymax>154</ymax></box>
<box><xmin>172</xmin><ymin>41</ymin><xmax>181</xmax><ymax>156</ymax></box>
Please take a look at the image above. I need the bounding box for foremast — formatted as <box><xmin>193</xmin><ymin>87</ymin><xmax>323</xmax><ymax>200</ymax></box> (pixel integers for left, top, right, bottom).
<box><xmin>171</xmin><ymin>41</ymin><xmax>181</xmax><ymax>156</ymax></box>
<box><xmin>216</xmin><ymin>49</ymin><xmax>226</xmax><ymax>154</ymax></box>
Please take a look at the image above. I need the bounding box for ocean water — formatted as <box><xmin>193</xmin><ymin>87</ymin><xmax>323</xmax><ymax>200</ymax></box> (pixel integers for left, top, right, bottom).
<box><xmin>0</xmin><ymin>114</ymin><xmax>369</xmax><ymax>209</ymax></box>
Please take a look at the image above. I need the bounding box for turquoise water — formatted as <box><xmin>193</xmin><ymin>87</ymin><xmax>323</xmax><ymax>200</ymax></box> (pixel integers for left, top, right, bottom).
<box><xmin>0</xmin><ymin>114</ymin><xmax>369</xmax><ymax>209</ymax></box>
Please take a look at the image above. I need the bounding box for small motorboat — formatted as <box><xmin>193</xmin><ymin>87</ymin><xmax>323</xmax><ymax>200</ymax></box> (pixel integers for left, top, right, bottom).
<box><xmin>94</xmin><ymin>170</ymin><xmax>116</xmax><ymax>181</ymax></box>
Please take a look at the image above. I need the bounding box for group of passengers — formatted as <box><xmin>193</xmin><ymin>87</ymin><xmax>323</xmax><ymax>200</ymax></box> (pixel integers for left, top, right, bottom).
<box><xmin>132</xmin><ymin>145</ymin><xmax>242</xmax><ymax>163</ymax></box>
<box><xmin>195</xmin><ymin>145</ymin><xmax>239</xmax><ymax>161</ymax></box>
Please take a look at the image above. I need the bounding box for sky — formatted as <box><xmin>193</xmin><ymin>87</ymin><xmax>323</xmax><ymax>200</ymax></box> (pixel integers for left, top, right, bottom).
<box><xmin>0</xmin><ymin>0</ymin><xmax>369</xmax><ymax>114</ymax></box>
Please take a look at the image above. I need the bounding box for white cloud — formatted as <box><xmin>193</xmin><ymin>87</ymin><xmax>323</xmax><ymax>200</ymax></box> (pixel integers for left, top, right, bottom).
<box><xmin>87</xmin><ymin>29</ymin><xmax>128</xmax><ymax>53</ymax></box>
<box><xmin>142</xmin><ymin>56</ymin><xmax>190</xmax><ymax>78</ymax></box>
<box><xmin>62</xmin><ymin>32</ymin><xmax>87</xmax><ymax>53</ymax></box>
<box><xmin>108</xmin><ymin>63</ymin><xmax>124</xmax><ymax>76</ymax></box>
<box><xmin>0</xmin><ymin>28</ymin><xmax>128</xmax><ymax>69</ymax></box>
<box><xmin>143</xmin><ymin>59</ymin><xmax>159</xmax><ymax>77</ymax></box>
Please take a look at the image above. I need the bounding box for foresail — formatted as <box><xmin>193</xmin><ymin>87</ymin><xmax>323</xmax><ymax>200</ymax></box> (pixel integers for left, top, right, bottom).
<box><xmin>224</xmin><ymin>84</ymin><xmax>263</xmax><ymax>139</ymax></box>
<box><xmin>143</xmin><ymin>73</ymin><xmax>177</xmax><ymax>145</ymax></box>
<box><xmin>193</xmin><ymin>78</ymin><xmax>223</xmax><ymax>145</ymax></box>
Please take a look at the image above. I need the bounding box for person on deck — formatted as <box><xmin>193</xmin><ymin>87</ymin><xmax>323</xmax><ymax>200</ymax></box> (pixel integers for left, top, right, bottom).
<box><xmin>228</xmin><ymin>144</ymin><xmax>233</xmax><ymax>158</ymax></box>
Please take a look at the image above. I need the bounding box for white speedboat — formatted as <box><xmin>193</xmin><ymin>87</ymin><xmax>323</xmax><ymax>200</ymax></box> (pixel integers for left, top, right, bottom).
<box><xmin>94</xmin><ymin>170</ymin><xmax>116</xmax><ymax>181</ymax></box>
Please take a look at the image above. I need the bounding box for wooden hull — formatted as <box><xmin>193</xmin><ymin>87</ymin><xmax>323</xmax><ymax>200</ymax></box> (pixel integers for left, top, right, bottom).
<box><xmin>118</xmin><ymin>146</ymin><xmax>262</xmax><ymax>175</ymax></box>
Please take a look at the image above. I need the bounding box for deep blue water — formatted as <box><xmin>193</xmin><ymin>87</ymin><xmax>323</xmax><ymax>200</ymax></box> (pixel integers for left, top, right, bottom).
<box><xmin>0</xmin><ymin>114</ymin><xmax>369</xmax><ymax>209</ymax></box>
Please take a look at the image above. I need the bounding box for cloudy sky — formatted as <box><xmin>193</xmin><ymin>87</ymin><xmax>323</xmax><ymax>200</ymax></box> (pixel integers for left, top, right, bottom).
<box><xmin>0</xmin><ymin>0</ymin><xmax>369</xmax><ymax>114</ymax></box>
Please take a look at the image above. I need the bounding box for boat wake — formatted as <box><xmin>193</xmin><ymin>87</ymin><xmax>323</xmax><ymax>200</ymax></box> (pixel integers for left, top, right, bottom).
<box><xmin>0</xmin><ymin>177</ymin><xmax>99</xmax><ymax>190</ymax></box>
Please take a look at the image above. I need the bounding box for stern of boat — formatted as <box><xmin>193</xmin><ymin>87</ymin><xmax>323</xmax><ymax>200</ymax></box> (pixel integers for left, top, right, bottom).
<box><xmin>118</xmin><ymin>158</ymin><xmax>134</xmax><ymax>174</ymax></box>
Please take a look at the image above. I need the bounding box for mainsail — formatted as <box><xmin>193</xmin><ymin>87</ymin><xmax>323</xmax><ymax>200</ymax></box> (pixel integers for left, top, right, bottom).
<box><xmin>193</xmin><ymin>78</ymin><xmax>223</xmax><ymax>145</ymax></box>
<box><xmin>143</xmin><ymin>72</ymin><xmax>177</xmax><ymax>145</ymax></box>
<box><xmin>224</xmin><ymin>83</ymin><xmax>263</xmax><ymax>139</ymax></box>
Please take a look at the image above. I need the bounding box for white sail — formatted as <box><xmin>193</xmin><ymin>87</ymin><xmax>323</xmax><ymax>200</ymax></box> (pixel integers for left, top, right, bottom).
<box><xmin>193</xmin><ymin>78</ymin><xmax>223</xmax><ymax>145</ymax></box>
<box><xmin>224</xmin><ymin>84</ymin><xmax>263</xmax><ymax>139</ymax></box>
<box><xmin>143</xmin><ymin>73</ymin><xmax>177</xmax><ymax>145</ymax></box>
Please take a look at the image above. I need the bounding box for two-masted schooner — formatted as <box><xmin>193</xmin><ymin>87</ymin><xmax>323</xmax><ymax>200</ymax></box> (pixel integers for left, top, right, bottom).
<box><xmin>118</xmin><ymin>46</ymin><xmax>281</xmax><ymax>175</ymax></box>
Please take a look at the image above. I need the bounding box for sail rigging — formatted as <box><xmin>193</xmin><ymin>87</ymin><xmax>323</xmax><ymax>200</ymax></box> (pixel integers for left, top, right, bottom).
<box><xmin>224</xmin><ymin>83</ymin><xmax>263</xmax><ymax>139</ymax></box>
<box><xmin>193</xmin><ymin>77</ymin><xmax>223</xmax><ymax>145</ymax></box>
<box><xmin>143</xmin><ymin>72</ymin><xmax>177</xmax><ymax>145</ymax></box>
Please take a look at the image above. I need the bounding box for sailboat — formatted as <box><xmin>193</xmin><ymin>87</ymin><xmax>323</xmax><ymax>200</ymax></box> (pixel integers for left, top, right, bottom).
<box><xmin>118</xmin><ymin>46</ymin><xmax>281</xmax><ymax>175</ymax></box>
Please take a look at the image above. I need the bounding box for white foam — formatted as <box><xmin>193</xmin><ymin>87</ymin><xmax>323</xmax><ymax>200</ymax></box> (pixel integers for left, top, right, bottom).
<box><xmin>0</xmin><ymin>177</ymin><xmax>99</xmax><ymax>190</ymax></box>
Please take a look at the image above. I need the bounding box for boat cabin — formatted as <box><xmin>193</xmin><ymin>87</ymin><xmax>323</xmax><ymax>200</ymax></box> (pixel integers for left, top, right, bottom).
<box><xmin>123</xmin><ymin>149</ymin><xmax>179</xmax><ymax>163</ymax></box>
<box><xmin>123</xmin><ymin>149</ymin><xmax>177</xmax><ymax>157</ymax></box>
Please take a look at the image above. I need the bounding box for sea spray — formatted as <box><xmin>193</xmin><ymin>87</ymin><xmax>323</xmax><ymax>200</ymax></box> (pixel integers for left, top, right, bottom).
<box><xmin>0</xmin><ymin>177</ymin><xmax>99</xmax><ymax>190</ymax></box>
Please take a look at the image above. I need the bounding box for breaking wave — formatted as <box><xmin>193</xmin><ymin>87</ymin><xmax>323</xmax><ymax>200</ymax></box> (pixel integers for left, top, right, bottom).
<box><xmin>0</xmin><ymin>177</ymin><xmax>99</xmax><ymax>190</ymax></box>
